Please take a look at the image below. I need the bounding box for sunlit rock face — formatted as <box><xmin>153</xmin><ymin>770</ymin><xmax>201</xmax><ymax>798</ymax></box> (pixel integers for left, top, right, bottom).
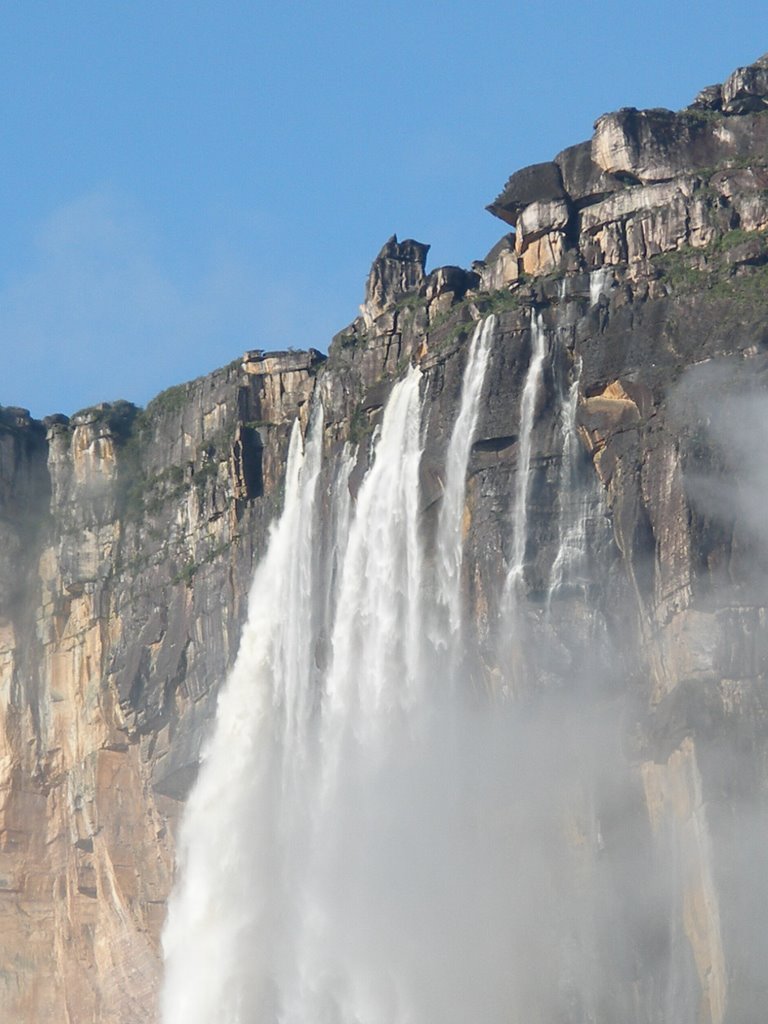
<box><xmin>2</xmin><ymin>54</ymin><xmax>768</xmax><ymax>1023</ymax></box>
<box><xmin>487</xmin><ymin>52</ymin><xmax>768</xmax><ymax>276</ymax></box>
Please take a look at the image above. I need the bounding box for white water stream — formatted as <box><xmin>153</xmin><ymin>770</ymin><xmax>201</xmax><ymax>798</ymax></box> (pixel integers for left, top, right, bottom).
<box><xmin>162</xmin><ymin>323</ymin><xmax>546</xmax><ymax>1024</ymax></box>
<box><xmin>160</xmin><ymin>306</ymin><xmax>674</xmax><ymax>1024</ymax></box>
<box><xmin>547</xmin><ymin>355</ymin><xmax>589</xmax><ymax>604</ymax></box>
<box><xmin>589</xmin><ymin>267</ymin><xmax>611</xmax><ymax>308</ymax></box>
<box><xmin>434</xmin><ymin>314</ymin><xmax>496</xmax><ymax>643</ymax></box>
<box><xmin>504</xmin><ymin>310</ymin><xmax>548</xmax><ymax>600</ymax></box>
<box><xmin>160</xmin><ymin>410</ymin><xmax>325</xmax><ymax>1024</ymax></box>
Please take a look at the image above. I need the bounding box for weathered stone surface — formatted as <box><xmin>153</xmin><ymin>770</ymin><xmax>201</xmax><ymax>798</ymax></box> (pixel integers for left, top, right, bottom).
<box><xmin>423</xmin><ymin>264</ymin><xmax>480</xmax><ymax>319</ymax></box>
<box><xmin>487</xmin><ymin>54</ymin><xmax>768</xmax><ymax>274</ymax></box>
<box><xmin>474</xmin><ymin>233</ymin><xmax>518</xmax><ymax>291</ymax></box>
<box><xmin>555</xmin><ymin>140</ymin><xmax>623</xmax><ymax>204</ymax></box>
<box><xmin>359</xmin><ymin>234</ymin><xmax>429</xmax><ymax>327</ymax></box>
<box><xmin>579</xmin><ymin>380</ymin><xmax>642</xmax><ymax>462</ymax></box>
<box><xmin>486</xmin><ymin>161</ymin><xmax>567</xmax><ymax>225</ymax></box>
<box><xmin>690</xmin><ymin>83</ymin><xmax>723</xmax><ymax>111</ymax></box>
<box><xmin>722</xmin><ymin>53</ymin><xmax>768</xmax><ymax>113</ymax></box>
<box><xmin>592</xmin><ymin>107</ymin><xmax>711</xmax><ymax>181</ymax></box>
<box><xmin>517</xmin><ymin>197</ymin><xmax>571</xmax><ymax>242</ymax></box>
<box><xmin>519</xmin><ymin>228</ymin><xmax>568</xmax><ymax>275</ymax></box>
<box><xmin>590</xmin><ymin>103</ymin><xmax>768</xmax><ymax>185</ymax></box>
<box><xmin>0</xmin><ymin>349</ymin><xmax>330</xmax><ymax>1020</ymax></box>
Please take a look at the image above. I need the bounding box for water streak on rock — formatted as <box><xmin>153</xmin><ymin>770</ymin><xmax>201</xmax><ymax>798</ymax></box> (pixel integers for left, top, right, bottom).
<box><xmin>548</xmin><ymin>355</ymin><xmax>589</xmax><ymax>605</ymax></box>
<box><xmin>434</xmin><ymin>315</ymin><xmax>496</xmax><ymax>641</ymax></box>
<box><xmin>505</xmin><ymin>310</ymin><xmax>548</xmax><ymax>600</ymax></box>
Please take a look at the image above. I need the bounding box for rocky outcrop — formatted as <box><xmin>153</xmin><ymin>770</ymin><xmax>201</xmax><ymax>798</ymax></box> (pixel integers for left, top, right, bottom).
<box><xmin>359</xmin><ymin>235</ymin><xmax>430</xmax><ymax>327</ymax></box>
<box><xmin>3</xmin><ymin>52</ymin><xmax>768</xmax><ymax>1024</ymax></box>
<box><xmin>486</xmin><ymin>52</ymin><xmax>768</xmax><ymax>275</ymax></box>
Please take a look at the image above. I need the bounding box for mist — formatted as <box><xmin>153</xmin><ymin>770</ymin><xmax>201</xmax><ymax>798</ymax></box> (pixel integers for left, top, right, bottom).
<box><xmin>668</xmin><ymin>355</ymin><xmax>768</xmax><ymax>1021</ymax></box>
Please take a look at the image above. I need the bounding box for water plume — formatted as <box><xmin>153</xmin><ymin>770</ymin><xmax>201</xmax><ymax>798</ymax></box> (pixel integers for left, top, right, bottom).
<box><xmin>161</xmin><ymin>314</ymin><xmax>674</xmax><ymax>1024</ymax></box>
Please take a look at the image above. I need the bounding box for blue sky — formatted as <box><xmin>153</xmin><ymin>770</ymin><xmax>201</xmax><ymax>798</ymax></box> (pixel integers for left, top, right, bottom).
<box><xmin>3</xmin><ymin>1</ymin><xmax>768</xmax><ymax>417</ymax></box>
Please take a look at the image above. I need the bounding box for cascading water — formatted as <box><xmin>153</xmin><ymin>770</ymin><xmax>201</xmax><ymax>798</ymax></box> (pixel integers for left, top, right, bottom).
<box><xmin>318</xmin><ymin>364</ymin><xmax>426</xmax><ymax>778</ymax></box>
<box><xmin>589</xmin><ymin>266</ymin><xmax>612</xmax><ymax>307</ymax></box>
<box><xmin>162</xmin><ymin>336</ymin><xmax>543</xmax><ymax>1024</ymax></box>
<box><xmin>162</xmin><ymin>311</ymin><xmax>673</xmax><ymax>1024</ymax></box>
<box><xmin>547</xmin><ymin>355</ymin><xmax>589</xmax><ymax>604</ymax></box>
<box><xmin>433</xmin><ymin>314</ymin><xmax>496</xmax><ymax>644</ymax></box>
<box><xmin>504</xmin><ymin>309</ymin><xmax>548</xmax><ymax>601</ymax></box>
<box><xmin>161</xmin><ymin>409</ymin><xmax>326</xmax><ymax>1024</ymax></box>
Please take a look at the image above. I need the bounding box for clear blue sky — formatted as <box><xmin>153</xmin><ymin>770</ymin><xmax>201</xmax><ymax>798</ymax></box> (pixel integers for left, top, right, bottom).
<box><xmin>2</xmin><ymin>1</ymin><xmax>768</xmax><ymax>417</ymax></box>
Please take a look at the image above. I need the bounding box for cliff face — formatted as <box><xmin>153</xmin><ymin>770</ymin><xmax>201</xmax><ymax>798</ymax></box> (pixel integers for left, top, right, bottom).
<box><xmin>3</xmin><ymin>55</ymin><xmax>768</xmax><ymax>1023</ymax></box>
<box><xmin>0</xmin><ymin>358</ymin><xmax>323</xmax><ymax>1020</ymax></box>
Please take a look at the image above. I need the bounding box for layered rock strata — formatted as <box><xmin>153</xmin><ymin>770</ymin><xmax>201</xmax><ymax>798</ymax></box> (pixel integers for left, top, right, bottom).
<box><xmin>3</xmin><ymin>53</ymin><xmax>768</xmax><ymax>1023</ymax></box>
<box><xmin>486</xmin><ymin>53</ymin><xmax>768</xmax><ymax>277</ymax></box>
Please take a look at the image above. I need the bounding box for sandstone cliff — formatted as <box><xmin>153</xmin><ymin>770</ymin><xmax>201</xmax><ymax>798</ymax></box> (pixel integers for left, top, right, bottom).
<box><xmin>4</xmin><ymin>54</ymin><xmax>768</xmax><ymax>1023</ymax></box>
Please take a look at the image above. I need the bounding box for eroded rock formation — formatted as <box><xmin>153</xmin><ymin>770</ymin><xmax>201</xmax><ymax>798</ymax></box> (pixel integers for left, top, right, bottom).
<box><xmin>487</xmin><ymin>53</ymin><xmax>768</xmax><ymax>277</ymax></box>
<box><xmin>3</xmin><ymin>52</ymin><xmax>768</xmax><ymax>1023</ymax></box>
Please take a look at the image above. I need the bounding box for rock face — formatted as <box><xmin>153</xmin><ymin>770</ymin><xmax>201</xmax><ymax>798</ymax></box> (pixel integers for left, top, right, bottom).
<box><xmin>360</xmin><ymin>235</ymin><xmax>431</xmax><ymax>327</ymax></box>
<box><xmin>486</xmin><ymin>53</ymin><xmax>768</xmax><ymax>277</ymax></box>
<box><xmin>3</xmin><ymin>53</ymin><xmax>768</xmax><ymax>1023</ymax></box>
<box><xmin>0</xmin><ymin>356</ymin><xmax>323</xmax><ymax>1022</ymax></box>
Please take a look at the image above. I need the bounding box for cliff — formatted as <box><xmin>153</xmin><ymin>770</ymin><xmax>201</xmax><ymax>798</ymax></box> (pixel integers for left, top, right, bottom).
<box><xmin>4</xmin><ymin>54</ymin><xmax>768</xmax><ymax>1022</ymax></box>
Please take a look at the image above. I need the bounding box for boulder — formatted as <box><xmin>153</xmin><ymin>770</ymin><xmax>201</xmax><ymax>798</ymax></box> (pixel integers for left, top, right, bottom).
<box><xmin>424</xmin><ymin>265</ymin><xmax>479</xmax><ymax>303</ymax></box>
<box><xmin>486</xmin><ymin>161</ymin><xmax>566</xmax><ymax>226</ymax></box>
<box><xmin>555</xmin><ymin>140</ymin><xmax>622</xmax><ymax>204</ymax></box>
<box><xmin>475</xmin><ymin>234</ymin><xmax>519</xmax><ymax>291</ymax></box>
<box><xmin>517</xmin><ymin>197</ymin><xmax>571</xmax><ymax>244</ymax></box>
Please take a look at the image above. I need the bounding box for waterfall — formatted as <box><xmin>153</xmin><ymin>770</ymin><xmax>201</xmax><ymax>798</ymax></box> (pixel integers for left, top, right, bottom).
<box><xmin>434</xmin><ymin>315</ymin><xmax>496</xmax><ymax>641</ymax></box>
<box><xmin>320</xmin><ymin>365</ymin><xmax>426</xmax><ymax>776</ymax></box>
<box><xmin>161</xmin><ymin>409</ymin><xmax>325</xmax><ymax>1024</ymax></box>
<box><xmin>547</xmin><ymin>355</ymin><xmax>589</xmax><ymax>603</ymax></box>
<box><xmin>161</xmin><ymin>320</ymin><xmax>579</xmax><ymax>1024</ymax></box>
<box><xmin>160</xmin><ymin>310</ymin><xmax>671</xmax><ymax>1024</ymax></box>
<box><xmin>161</xmin><ymin>351</ymin><xmax>509</xmax><ymax>1023</ymax></box>
<box><xmin>505</xmin><ymin>310</ymin><xmax>548</xmax><ymax>599</ymax></box>
<box><xmin>589</xmin><ymin>267</ymin><xmax>611</xmax><ymax>307</ymax></box>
